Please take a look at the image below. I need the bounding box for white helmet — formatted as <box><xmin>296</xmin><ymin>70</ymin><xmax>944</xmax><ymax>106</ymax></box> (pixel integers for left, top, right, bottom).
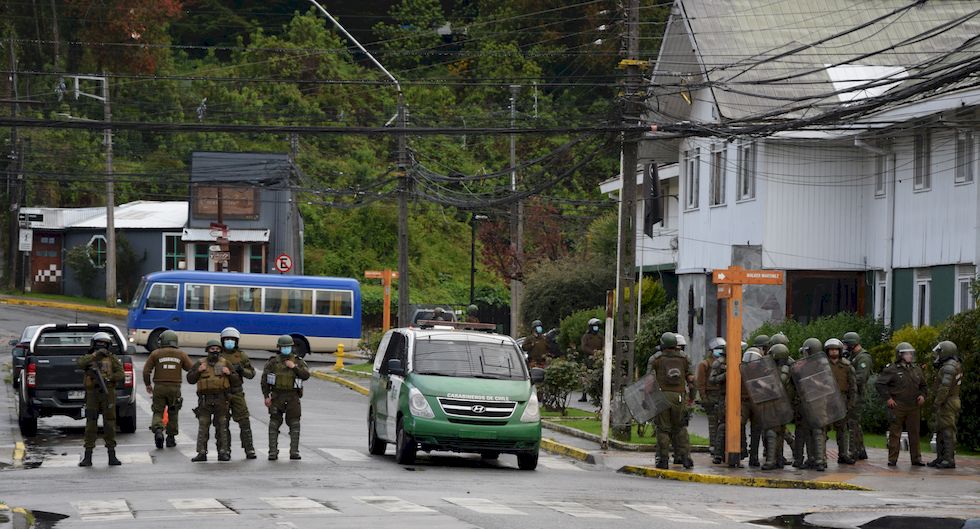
<box><xmin>823</xmin><ymin>338</ymin><xmax>844</xmax><ymax>352</ymax></box>
<box><xmin>91</xmin><ymin>332</ymin><xmax>113</xmax><ymax>347</ymax></box>
<box><xmin>742</xmin><ymin>347</ymin><xmax>763</xmax><ymax>363</ymax></box>
<box><xmin>674</xmin><ymin>333</ymin><xmax>687</xmax><ymax>347</ymax></box>
<box><xmin>220</xmin><ymin>327</ymin><xmax>241</xmax><ymax>340</ymax></box>
<box><xmin>708</xmin><ymin>337</ymin><xmax>726</xmax><ymax>350</ymax></box>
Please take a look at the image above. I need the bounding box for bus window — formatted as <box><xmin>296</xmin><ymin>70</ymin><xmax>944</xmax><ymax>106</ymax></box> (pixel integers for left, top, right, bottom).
<box><xmin>264</xmin><ymin>288</ymin><xmax>313</xmax><ymax>315</ymax></box>
<box><xmin>146</xmin><ymin>283</ymin><xmax>179</xmax><ymax>310</ymax></box>
<box><xmin>185</xmin><ymin>284</ymin><xmax>211</xmax><ymax>311</ymax></box>
<box><xmin>315</xmin><ymin>290</ymin><xmax>353</xmax><ymax>317</ymax></box>
<box><xmin>214</xmin><ymin>285</ymin><xmax>262</xmax><ymax>312</ymax></box>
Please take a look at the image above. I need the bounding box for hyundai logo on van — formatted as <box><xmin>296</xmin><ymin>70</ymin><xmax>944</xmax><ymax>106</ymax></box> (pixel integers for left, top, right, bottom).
<box><xmin>471</xmin><ymin>405</ymin><xmax>486</xmax><ymax>414</ymax></box>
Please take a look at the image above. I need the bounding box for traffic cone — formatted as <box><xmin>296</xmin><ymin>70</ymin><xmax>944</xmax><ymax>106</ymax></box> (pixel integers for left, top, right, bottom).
<box><xmin>163</xmin><ymin>407</ymin><xmax>169</xmax><ymax>427</ymax></box>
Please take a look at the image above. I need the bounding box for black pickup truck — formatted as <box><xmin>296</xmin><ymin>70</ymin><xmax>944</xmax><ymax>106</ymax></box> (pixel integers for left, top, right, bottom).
<box><xmin>15</xmin><ymin>323</ymin><xmax>137</xmax><ymax>437</ymax></box>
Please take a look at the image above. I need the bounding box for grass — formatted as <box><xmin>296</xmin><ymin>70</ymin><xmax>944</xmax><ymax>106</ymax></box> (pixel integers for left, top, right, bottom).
<box><xmin>345</xmin><ymin>362</ymin><xmax>374</xmax><ymax>374</ymax></box>
<box><xmin>550</xmin><ymin>418</ymin><xmax>710</xmax><ymax>446</ymax></box>
<box><xmin>542</xmin><ymin>408</ymin><xmax>595</xmax><ymax>419</ymax></box>
<box><xmin>0</xmin><ymin>291</ymin><xmax>108</xmax><ymax>307</ymax></box>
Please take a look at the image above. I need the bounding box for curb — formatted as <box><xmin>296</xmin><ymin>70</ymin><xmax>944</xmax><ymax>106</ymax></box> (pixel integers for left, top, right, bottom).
<box><xmin>542</xmin><ymin>420</ymin><xmax>710</xmax><ymax>453</ymax></box>
<box><xmin>12</xmin><ymin>442</ymin><xmax>24</xmax><ymax>464</ymax></box>
<box><xmin>540</xmin><ymin>438</ymin><xmax>596</xmax><ymax>464</ymax></box>
<box><xmin>311</xmin><ymin>371</ymin><xmax>369</xmax><ymax>396</ymax></box>
<box><xmin>0</xmin><ymin>297</ymin><xmax>128</xmax><ymax>318</ymax></box>
<box><xmin>618</xmin><ymin>464</ymin><xmax>871</xmax><ymax>491</ymax></box>
<box><xmin>339</xmin><ymin>368</ymin><xmax>373</xmax><ymax>379</ymax></box>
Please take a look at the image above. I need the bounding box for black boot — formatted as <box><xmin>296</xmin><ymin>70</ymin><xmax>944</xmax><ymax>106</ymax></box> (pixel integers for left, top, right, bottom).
<box><xmin>218</xmin><ymin>452</ymin><xmax>231</xmax><ymax>462</ymax></box>
<box><xmin>682</xmin><ymin>457</ymin><xmax>693</xmax><ymax>469</ymax></box>
<box><xmin>107</xmin><ymin>448</ymin><xmax>122</xmax><ymax>466</ymax></box>
<box><xmin>748</xmin><ymin>457</ymin><xmax>760</xmax><ymax>467</ymax></box>
<box><xmin>191</xmin><ymin>452</ymin><xmax>207</xmax><ymax>462</ymax></box>
<box><xmin>655</xmin><ymin>458</ymin><xmax>668</xmax><ymax>470</ymax></box>
<box><xmin>154</xmin><ymin>430</ymin><xmax>164</xmax><ymax>449</ymax></box>
<box><xmin>578</xmin><ymin>393</ymin><xmax>588</xmax><ymax>402</ymax></box>
<box><xmin>79</xmin><ymin>449</ymin><xmax>93</xmax><ymax>467</ymax></box>
<box><xmin>165</xmin><ymin>435</ymin><xmax>176</xmax><ymax>448</ymax></box>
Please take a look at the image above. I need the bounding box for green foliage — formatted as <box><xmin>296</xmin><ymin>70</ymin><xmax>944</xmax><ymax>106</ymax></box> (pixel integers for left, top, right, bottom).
<box><xmin>635</xmin><ymin>300</ymin><xmax>678</xmax><ymax>375</ymax></box>
<box><xmin>557</xmin><ymin>307</ymin><xmax>604</xmax><ymax>354</ymax></box>
<box><xmin>540</xmin><ymin>358</ymin><xmax>583</xmax><ymax>414</ymax></box>
<box><xmin>521</xmin><ymin>255</ymin><xmax>615</xmax><ymax>331</ymax></box>
<box><xmin>115</xmin><ymin>235</ymin><xmax>146</xmax><ymax>303</ymax></box>
<box><xmin>359</xmin><ymin>329</ymin><xmax>385</xmax><ymax>362</ymax></box>
<box><xmin>889</xmin><ymin>325</ymin><xmax>941</xmax><ymax>366</ymax></box>
<box><xmin>639</xmin><ymin>276</ymin><xmax>668</xmax><ymax>316</ymax></box>
<box><xmin>938</xmin><ymin>308</ymin><xmax>980</xmax><ymax>451</ymax></box>
<box><xmin>753</xmin><ymin>313</ymin><xmax>889</xmax><ymax>357</ymax></box>
<box><xmin>860</xmin><ymin>374</ymin><xmax>891</xmax><ymax>434</ymax></box>
<box><xmin>583</xmin><ymin>213</ymin><xmax>617</xmax><ymax>260</ymax></box>
<box><xmin>65</xmin><ymin>245</ymin><xmax>99</xmax><ymax>298</ymax></box>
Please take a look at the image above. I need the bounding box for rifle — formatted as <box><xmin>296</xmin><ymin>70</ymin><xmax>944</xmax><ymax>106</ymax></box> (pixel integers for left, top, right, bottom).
<box><xmin>88</xmin><ymin>352</ymin><xmax>110</xmax><ymax>394</ymax></box>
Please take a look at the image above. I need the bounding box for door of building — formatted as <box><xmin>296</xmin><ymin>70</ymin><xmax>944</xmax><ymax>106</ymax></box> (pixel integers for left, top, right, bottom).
<box><xmin>31</xmin><ymin>232</ymin><xmax>63</xmax><ymax>294</ymax></box>
<box><xmin>786</xmin><ymin>271</ymin><xmax>865</xmax><ymax>324</ymax></box>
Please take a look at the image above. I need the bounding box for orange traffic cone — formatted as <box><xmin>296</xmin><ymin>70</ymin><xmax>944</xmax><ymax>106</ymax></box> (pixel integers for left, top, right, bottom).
<box><xmin>163</xmin><ymin>407</ymin><xmax>169</xmax><ymax>427</ymax></box>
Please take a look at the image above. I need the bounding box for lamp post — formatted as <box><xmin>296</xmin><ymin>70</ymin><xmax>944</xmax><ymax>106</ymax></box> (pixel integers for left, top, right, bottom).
<box><xmin>470</xmin><ymin>214</ymin><xmax>488</xmax><ymax>305</ymax></box>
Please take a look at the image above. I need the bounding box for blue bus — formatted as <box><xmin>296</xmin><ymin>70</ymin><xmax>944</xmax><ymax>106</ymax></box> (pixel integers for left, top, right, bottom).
<box><xmin>127</xmin><ymin>271</ymin><xmax>361</xmax><ymax>357</ymax></box>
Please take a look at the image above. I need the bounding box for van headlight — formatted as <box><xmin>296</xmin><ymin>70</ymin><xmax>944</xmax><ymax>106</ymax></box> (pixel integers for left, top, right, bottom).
<box><xmin>408</xmin><ymin>387</ymin><xmax>435</xmax><ymax>419</ymax></box>
<box><xmin>520</xmin><ymin>392</ymin><xmax>540</xmax><ymax>423</ymax></box>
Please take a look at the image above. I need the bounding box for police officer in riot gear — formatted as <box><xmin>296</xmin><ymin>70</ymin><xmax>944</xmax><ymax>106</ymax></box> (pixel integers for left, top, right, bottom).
<box><xmin>143</xmin><ymin>330</ymin><xmax>193</xmax><ymax>449</ymax></box>
<box><xmin>929</xmin><ymin>341</ymin><xmax>963</xmax><ymax>469</ymax></box>
<box><xmin>77</xmin><ymin>332</ymin><xmax>125</xmax><ymax>467</ymax></box>
<box><xmin>796</xmin><ymin>338</ymin><xmax>826</xmax><ymax>470</ymax></box>
<box><xmin>741</xmin><ymin>347</ymin><xmax>764</xmax><ymax>466</ymax></box>
<box><xmin>219</xmin><ymin>327</ymin><xmax>257</xmax><ymax>459</ymax></box>
<box><xmin>700</xmin><ymin>338</ymin><xmax>725</xmax><ymax>460</ymax></box>
<box><xmin>650</xmin><ymin>332</ymin><xmax>694</xmax><ymax>469</ymax></box>
<box><xmin>188</xmin><ymin>340</ymin><xmax>238</xmax><ymax>462</ymax></box>
<box><xmin>753</xmin><ymin>335</ymin><xmax>771</xmax><ymax>355</ymax></box>
<box><xmin>708</xmin><ymin>341</ymin><xmax>729</xmax><ymax>465</ymax></box>
<box><xmin>577</xmin><ymin>318</ymin><xmax>603</xmax><ymax>402</ymax></box>
<box><xmin>262</xmin><ymin>335</ymin><xmax>311</xmax><ymax>460</ymax></box>
<box><xmin>522</xmin><ymin>319</ymin><xmax>551</xmax><ymax>368</ymax></box>
<box><xmin>825</xmin><ymin>338</ymin><xmax>857</xmax><ymax>465</ymax></box>
<box><xmin>431</xmin><ymin>307</ymin><xmax>451</xmax><ymax>321</ymax></box>
<box><xmin>762</xmin><ymin>344</ymin><xmax>794</xmax><ymax>470</ymax></box>
<box><xmin>843</xmin><ymin>331</ymin><xmax>872</xmax><ymax>460</ymax></box>
<box><xmin>876</xmin><ymin>342</ymin><xmax>926</xmax><ymax>466</ymax></box>
<box><xmin>465</xmin><ymin>304</ymin><xmax>480</xmax><ymax>323</ymax></box>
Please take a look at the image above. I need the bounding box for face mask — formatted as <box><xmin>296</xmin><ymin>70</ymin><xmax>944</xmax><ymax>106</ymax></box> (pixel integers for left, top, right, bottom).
<box><xmin>901</xmin><ymin>352</ymin><xmax>914</xmax><ymax>364</ymax></box>
<box><xmin>713</xmin><ymin>349</ymin><xmax>723</xmax><ymax>358</ymax></box>
<box><xmin>223</xmin><ymin>340</ymin><xmax>236</xmax><ymax>350</ymax></box>
<box><xmin>95</xmin><ymin>342</ymin><xmax>111</xmax><ymax>351</ymax></box>
<box><xmin>591</xmin><ymin>325</ymin><xmax>600</xmax><ymax>333</ymax></box>
<box><xmin>207</xmin><ymin>351</ymin><xmax>220</xmax><ymax>363</ymax></box>
<box><xmin>280</xmin><ymin>346</ymin><xmax>292</xmax><ymax>356</ymax></box>
<box><xmin>535</xmin><ymin>326</ymin><xmax>543</xmax><ymax>334</ymax></box>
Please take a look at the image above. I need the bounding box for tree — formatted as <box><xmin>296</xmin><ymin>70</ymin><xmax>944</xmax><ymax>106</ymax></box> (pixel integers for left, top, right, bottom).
<box><xmin>66</xmin><ymin>0</ymin><xmax>183</xmax><ymax>73</ymax></box>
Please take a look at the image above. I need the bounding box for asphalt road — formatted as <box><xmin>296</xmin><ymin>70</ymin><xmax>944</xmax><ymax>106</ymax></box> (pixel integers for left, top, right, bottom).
<box><xmin>1</xmin><ymin>304</ymin><xmax>978</xmax><ymax>529</ymax></box>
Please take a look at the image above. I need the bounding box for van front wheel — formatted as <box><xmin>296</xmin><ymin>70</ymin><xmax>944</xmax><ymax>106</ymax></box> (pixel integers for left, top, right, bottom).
<box><xmin>395</xmin><ymin>418</ymin><xmax>416</xmax><ymax>465</ymax></box>
<box><xmin>517</xmin><ymin>450</ymin><xmax>538</xmax><ymax>471</ymax></box>
<box><xmin>368</xmin><ymin>410</ymin><xmax>387</xmax><ymax>455</ymax></box>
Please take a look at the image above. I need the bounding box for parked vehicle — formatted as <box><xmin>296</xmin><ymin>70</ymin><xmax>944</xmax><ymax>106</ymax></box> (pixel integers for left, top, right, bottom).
<box><xmin>17</xmin><ymin>323</ymin><xmax>137</xmax><ymax>437</ymax></box>
<box><xmin>9</xmin><ymin>325</ymin><xmax>41</xmax><ymax>388</ymax></box>
<box><xmin>367</xmin><ymin>322</ymin><xmax>545</xmax><ymax>470</ymax></box>
<box><xmin>127</xmin><ymin>271</ymin><xmax>362</xmax><ymax>357</ymax></box>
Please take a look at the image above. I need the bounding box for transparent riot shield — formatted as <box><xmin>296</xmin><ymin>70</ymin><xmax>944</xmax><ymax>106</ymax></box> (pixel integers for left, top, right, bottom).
<box><xmin>741</xmin><ymin>355</ymin><xmax>794</xmax><ymax>430</ymax></box>
<box><xmin>624</xmin><ymin>373</ymin><xmax>671</xmax><ymax>424</ymax></box>
<box><xmin>790</xmin><ymin>351</ymin><xmax>847</xmax><ymax>429</ymax></box>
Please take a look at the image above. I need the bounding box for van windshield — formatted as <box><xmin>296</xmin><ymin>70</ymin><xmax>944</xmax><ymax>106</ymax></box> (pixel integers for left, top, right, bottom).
<box><xmin>413</xmin><ymin>339</ymin><xmax>526</xmax><ymax>381</ymax></box>
<box><xmin>131</xmin><ymin>278</ymin><xmax>147</xmax><ymax>309</ymax></box>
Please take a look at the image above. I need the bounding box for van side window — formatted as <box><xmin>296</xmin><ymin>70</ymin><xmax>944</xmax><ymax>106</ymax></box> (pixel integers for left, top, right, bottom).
<box><xmin>379</xmin><ymin>332</ymin><xmax>405</xmax><ymax>375</ymax></box>
<box><xmin>185</xmin><ymin>284</ymin><xmax>211</xmax><ymax>311</ymax></box>
<box><xmin>146</xmin><ymin>283</ymin><xmax>178</xmax><ymax>310</ymax></box>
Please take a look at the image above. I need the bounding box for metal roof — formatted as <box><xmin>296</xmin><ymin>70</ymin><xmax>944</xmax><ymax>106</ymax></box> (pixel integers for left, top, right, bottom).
<box><xmin>69</xmin><ymin>201</ymin><xmax>188</xmax><ymax>229</ymax></box>
<box><xmin>190</xmin><ymin>152</ymin><xmax>291</xmax><ymax>184</ymax></box>
<box><xmin>650</xmin><ymin>0</ymin><xmax>980</xmax><ymax>122</ymax></box>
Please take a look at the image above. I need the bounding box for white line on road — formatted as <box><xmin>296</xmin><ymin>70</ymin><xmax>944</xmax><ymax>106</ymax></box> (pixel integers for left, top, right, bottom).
<box><xmin>71</xmin><ymin>499</ymin><xmax>134</xmax><ymax>521</ymax></box>
<box><xmin>261</xmin><ymin>496</ymin><xmax>339</xmax><ymax>514</ymax></box>
<box><xmin>168</xmin><ymin>498</ymin><xmax>236</xmax><ymax>516</ymax></box>
<box><xmin>355</xmin><ymin>496</ymin><xmax>436</xmax><ymax>513</ymax></box>
<box><xmin>321</xmin><ymin>448</ymin><xmax>369</xmax><ymax>461</ymax></box>
<box><xmin>625</xmin><ymin>504</ymin><xmax>713</xmax><ymax>524</ymax></box>
<box><xmin>444</xmin><ymin>498</ymin><xmax>527</xmax><ymax>515</ymax></box>
<box><xmin>534</xmin><ymin>501</ymin><xmax>622</xmax><ymax>519</ymax></box>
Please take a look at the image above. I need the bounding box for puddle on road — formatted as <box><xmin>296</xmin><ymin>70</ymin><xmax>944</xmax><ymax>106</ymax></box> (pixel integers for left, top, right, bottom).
<box><xmin>752</xmin><ymin>514</ymin><xmax>971</xmax><ymax>529</ymax></box>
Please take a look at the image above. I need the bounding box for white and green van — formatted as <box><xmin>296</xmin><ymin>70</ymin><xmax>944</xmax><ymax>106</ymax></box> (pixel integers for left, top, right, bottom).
<box><xmin>367</xmin><ymin>325</ymin><xmax>545</xmax><ymax>470</ymax></box>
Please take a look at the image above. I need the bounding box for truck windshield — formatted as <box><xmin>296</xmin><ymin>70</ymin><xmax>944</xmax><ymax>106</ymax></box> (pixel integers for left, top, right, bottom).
<box><xmin>413</xmin><ymin>339</ymin><xmax>526</xmax><ymax>381</ymax></box>
<box><xmin>32</xmin><ymin>329</ymin><xmax>121</xmax><ymax>356</ymax></box>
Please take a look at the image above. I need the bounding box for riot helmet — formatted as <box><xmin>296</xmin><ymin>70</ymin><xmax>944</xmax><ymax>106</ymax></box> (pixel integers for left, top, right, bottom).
<box><xmin>768</xmin><ymin>333</ymin><xmax>789</xmax><ymax>348</ymax></box>
<box><xmin>674</xmin><ymin>334</ymin><xmax>687</xmax><ymax>350</ymax></box>
<box><xmin>91</xmin><ymin>331</ymin><xmax>113</xmax><ymax>350</ymax></box>
<box><xmin>159</xmin><ymin>329</ymin><xmax>179</xmax><ymax>348</ymax></box>
<box><xmin>800</xmin><ymin>337</ymin><xmax>823</xmax><ymax>357</ymax></box>
<box><xmin>220</xmin><ymin>327</ymin><xmax>241</xmax><ymax>351</ymax></box>
<box><xmin>531</xmin><ymin>319</ymin><xmax>544</xmax><ymax>334</ymax></box>
<box><xmin>824</xmin><ymin>338</ymin><xmax>844</xmax><ymax>360</ymax></box>
<box><xmin>467</xmin><ymin>304</ymin><xmax>479</xmax><ymax>316</ymax></box>
<box><xmin>660</xmin><ymin>332</ymin><xmax>678</xmax><ymax>349</ymax></box>
<box><xmin>895</xmin><ymin>342</ymin><xmax>915</xmax><ymax>363</ymax></box>
<box><xmin>769</xmin><ymin>343</ymin><xmax>790</xmax><ymax>363</ymax></box>
<box><xmin>742</xmin><ymin>347</ymin><xmax>763</xmax><ymax>363</ymax></box>
<box><xmin>277</xmin><ymin>334</ymin><xmax>294</xmax><ymax>356</ymax></box>
<box><xmin>842</xmin><ymin>331</ymin><xmax>861</xmax><ymax>347</ymax></box>
<box><xmin>932</xmin><ymin>341</ymin><xmax>958</xmax><ymax>368</ymax></box>
<box><xmin>205</xmin><ymin>339</ymin><xmax>222</xmax><ymax>362</ymax></box>
<box><xmin>587</xmin><ymin>318</ymin><xmax>601</xmax><ymax>334</ymax></box>
<box><xmin>708</xmin><ymin>337</ymin><xmax>726</xmax><ymax>357</ymax></box>
<box><xmin>752</xmin><ymin>335</ymin><xmax>770</xmax><ymax>350</ymax></box>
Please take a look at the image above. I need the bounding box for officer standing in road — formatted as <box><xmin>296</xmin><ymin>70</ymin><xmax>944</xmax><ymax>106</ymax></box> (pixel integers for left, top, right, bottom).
<box><xmin>650</xmin><ymin>332</ymin><xmax>694</xmax><ymax>469</ymax></box>
<box><xmin>77</xmin><ymin>332</ymin><xmax>125</xmax><ymax>467</ymax></box>
<box><xmin>929</xmin><ymin>341</ymin><xmax>963</xmax><ymax>469</ymax></box>
<box><xmin>465</xmin><ymin>304</ymin><xmax>481</xmax><ymax>323</ymax></box>
<box><xmin>875</xmin><ymin>342</ymin><xmax>926</xmax><ymax>467</ymax></box>
<box><xmin>763</xmin><ymin>343</ymin><xmax>795</xmax><ymax>470</ymax></box>
<box><xmin>700</xmin><ymin>338</ymin><xmax>725</xmax><ymax>459</ymax></box>
<box><xmin>795</xmin><ymin>338</ymin><xmax>827</xmax><ymax>470</ymax></box>
<box><xmin>262</xmin><ymin>335</ymin><xmax>311</xmax><ymax>460</ymax></box>
<box><xmin>188</xmin><ymin>340</ymin><xmax>237</xmax><ymax>462</ymax></box>
<box><xmin>219</xmin><ymin>327</ymin><xmax>257</xmax><ymax>460</ymax></box>
<box><xmin>708</xmin><ymin>342</ymin><xmax>729</xmax><ymax>465</ymax></box>
<box><xmin>826</xmin><ymin>338</ymin><xmax>857</xmax><ymax>465</ymax></box>
<box><xmin>522</xmin><ymin>319</ymin><xmax>551</xmax><ymax>368</ymax></box>
<box><xmin>577</xmin><ymin>318</ymin><xmax>603</xmax><ymax>402</ymax></box>
<box><xmin>843</xmin><ymin>331</ymin><xmax>872</xmax><ymax>460</ymax></box>
<box><xmin>143</xmin><ymin>330</ymin><xmax>193</xmax><ymax>449</ymax></box>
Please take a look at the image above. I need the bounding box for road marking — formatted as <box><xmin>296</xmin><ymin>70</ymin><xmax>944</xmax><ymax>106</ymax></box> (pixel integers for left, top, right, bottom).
<box><xmin>321</xmin><ymin>448</ymin><xmax>369</xmax><ymax>461</ymax></box>
<box><xmin>261</xmin><ymin>497</ymin><xmax>339</xmax><ymax>514</ymax></box>
<box><xmin>118</xmin><ymin>452</ymin><xmax>153</xmax><ymax>465</ymax></box>
<box><xmin>41</xmin><ymin>454</ymin><xmax>85</xmax><ymax>468</ymax></box>
<box><xmin>444</xmin><ymin>498</ymin><xmax>527</xmax><ymax>515</ymax></box>
<box><xmin>71</xmin><ymin>499</ymin><xmax>133</xmax><ymax>521</ymax></box>
<box><xmin>538</xmin><ymin>456</ymin><xmax>585</xmax><ymax>471</ymax></box>
<box><xmin>707</xmin><ymin>507</ymin><xmax>771</xmax><ymax>524</ymax></box>
<box><xmin>535</xmin><ymin>501</ymin><xmax>621</xmax><ymax>519</ymax></box>
<box><xmin>355</xmin><ymin>496</ymin><xmax>435</xmax><ymax>513</ymax></box>
<box><xmin>134</xmin><ymin>393</ymin><xmax>198</xmax><ymax>457</ymax></box>
<box><xmin>625</xmin><ymin>504</ymin><xmax>713</xmax><ymax>524</ymax></box>
<box><xmin>168</xmin><ymin>498</ymin><xmax>236</xmax><ymax>516</ymax></box>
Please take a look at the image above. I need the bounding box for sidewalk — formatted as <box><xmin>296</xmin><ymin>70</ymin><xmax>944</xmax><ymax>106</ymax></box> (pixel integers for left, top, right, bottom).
<box><xmin>0</xmin><ymin>294</ymin><xmax>127</xmax><ymax>318</ymax></box>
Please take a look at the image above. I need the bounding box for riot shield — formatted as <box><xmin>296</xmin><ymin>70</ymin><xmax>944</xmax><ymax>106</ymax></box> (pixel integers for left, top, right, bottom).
<box><xmin>741</xmin><ymin>355</ymin><xmax>793</xmax><ymax>430</ymax></box>
<box><xmin>624</xmin><ymin>373</ymin><xmax>671</xmax><ymax>424</ymax></box>
<box><xmin>790</xmin><ymin>352</ymin><xmax>847</xmax><ymax>429</ymax></box>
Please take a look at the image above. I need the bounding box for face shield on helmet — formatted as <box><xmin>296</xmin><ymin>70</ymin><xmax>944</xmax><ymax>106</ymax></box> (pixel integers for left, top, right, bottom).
<box><xmin>674</xmin><ymin>334</ymin><xmax>687</xmax><ymax>350</ymax></box>
<box><xmin>708</xmin><ymin>337</ymin><xmax>726</xmax><ymax>358</ymax></box>
<box><xmin>91</xmin><ymin>331</ymin><xmax>113</xmax><ymax>350</ymax></box>
<box><xmin>742</xmin><ymin>348</ymin><xmax>763</xmax><ymax>363</ymax></box>
<box><xmin>587</xmin><ymin>318</ymin><xmax>601</xmax><ymax>333</ymax></box>
<box><xmin>220</xmin><ymin>327</ymin><xmax>240</xmax><ymax>350</ymax></box>
<box><xmin>824</xmin><ymin>338</ymin><xmax>844</xmax><ymax>360</ymax></box>
<box><xmin>800</xmin><ymin>338</ymin><xmax>823</xmax><ymax>357</ymax></box>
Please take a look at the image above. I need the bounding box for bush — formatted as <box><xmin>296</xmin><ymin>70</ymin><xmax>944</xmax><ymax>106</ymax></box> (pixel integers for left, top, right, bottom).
<box><xmin>557</xmin><ymin>307</ymin><xmax>604</xmax><ymax>354</ymax></box>
<box><xmin>639</xmin><ymin>276</ymin><xmax>668</xmax><ymax>316</ymax></box>
<box><xmin>540</xmin><ymin>358</ymin><xmax>583</xmax><ymax>414</ymax></box>
<box><xmin>860</xmin><ymin>374</ymin><xmax>891</xmax><ymax>434</ymax></box>
<box><xmin>634</xmin><ymin>300</ymin><xmax>678</xmax><ymax>376</ymax></box>
<box><xmin>359</xmin><ymin>329</ymin><xmax>384</xmax><ymax>361</ymax></box>
<box><xmin>889</xmin><ymin>324</ymin><xmax>941</xmax><ymax>367</ymax></box>
<box><xmin>938</xmin><ymin>308</ymin><xmax>980</xmax><ymax>451</ymax></box>
<box><xmin>521</xmin><ymin>255</ymin><xmax>615</xmax><ymax>331</ymax></box>
<box><xmin>753</xmin><ymin>313</ymin><xmax>889</xmax><ymax>357</ymax></box>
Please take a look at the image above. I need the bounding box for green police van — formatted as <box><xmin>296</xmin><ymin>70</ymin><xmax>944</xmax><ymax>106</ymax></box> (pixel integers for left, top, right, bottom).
<box><xmin>366</xmin><ymin>323</ymin><xmax>545</xmax><ymax>470</ymax></box>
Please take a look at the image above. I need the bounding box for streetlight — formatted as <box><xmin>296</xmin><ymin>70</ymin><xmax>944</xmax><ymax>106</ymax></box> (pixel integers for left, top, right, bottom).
<box><xmin>470</xmin><ymin>214</ymin><xmax>488</xmax><ymax>305</ymax></box>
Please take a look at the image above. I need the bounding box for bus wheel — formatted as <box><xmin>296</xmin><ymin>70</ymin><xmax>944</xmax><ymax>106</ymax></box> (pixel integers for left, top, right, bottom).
<box><xmin>292</xmin><ymin>336</ymin><xmax>310</xmax><ymax>358</ymax></box>
<box><xmin>146</xmin><ymin>329</ymin><xmax>165</xmax><ymax>352</ymax></box>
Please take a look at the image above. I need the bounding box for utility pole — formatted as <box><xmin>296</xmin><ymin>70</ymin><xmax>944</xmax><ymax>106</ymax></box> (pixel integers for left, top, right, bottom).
<box><xmin>611</xmin><ymin>0</ymin><xmax>641</xmax><ymax>441</ymax></box>
<box><xmin>509</xmin><ymin>84</ymin><xmax>523</xmax><ymax>337</ymax></box>
<box><xmin>102</xmin><ymin>72</ymin><xmax>116</xmax><ymax>306</ymax></box>
<box><xmin>7</xmin><ymin>35</ymin><xmax>21</xmax><ymax>291</ymax></box>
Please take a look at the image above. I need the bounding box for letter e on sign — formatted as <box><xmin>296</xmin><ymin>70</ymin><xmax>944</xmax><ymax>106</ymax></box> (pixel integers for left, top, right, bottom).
<box><xmin>274</xmin><ymin>253</ymin><xmax>293</xmax><ymax>274</ymax></box>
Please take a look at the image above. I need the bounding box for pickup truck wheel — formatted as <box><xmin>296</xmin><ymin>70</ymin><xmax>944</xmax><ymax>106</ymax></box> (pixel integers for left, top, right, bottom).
<box><xmin>119</xmin><ymin>404</ymin><xmax>137</xmax><ymax>433</ymax></box>
<box><xmin>367</xmin><ymin>410</ymin><xmax>387</xmax><ymax>455</ymax></box>
<box><xmin>394</xmin><ymin>417</ymin><xmax>416</xmax><ymax>465</ymax></box>
<box><xmin>17</xmin><ymin>399</ymin><xmax>37</xmax><ymax>437</ymax></box>
<box><xmin>517</xmin><ymin>450</ymin><xmax>538</xmax><ymax>471</ymax></box>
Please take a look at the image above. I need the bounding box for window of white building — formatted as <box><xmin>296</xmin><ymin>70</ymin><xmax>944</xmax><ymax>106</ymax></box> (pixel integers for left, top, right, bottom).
<box><xmin>874</xmin><ymin>153</ymin><xmax>894</xmax><ymax>198</ymax></box>
<box><xmin>709</xmin><ymin>145</ymin><xmax>726</xmax><ymax>206</ymax></box>
<box><xmin>874</xmin><ymin>270</ymin><xmax>887</xmax><ymax>322</ymax></box>
<box><xmin>955</xmin><ymin>129</ymin><xmax>975</xmax><ymax>184</ymax></box>
<box><xmin>913</xmin><ymin>130</ymin><xmax>931</xmax><ymax>191</ymax></box>
<box><xmin>912</xmin><ymin>269</ymin><xmax>931</xmax><ymax>327</ymax></box>
<box><xmin>684</xmin><ymin>148</ymin><xmax>700</xmax><ymax>210</ymax></box>
<box><xmin>956</xmin><ymin>265</ymin><xmax>977</xmax><ymax>314</ymax></box>
<box><xmin>737</xmin><ymin>141</ymin><xmax>756</xmax><ymax>201</ymax></box>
